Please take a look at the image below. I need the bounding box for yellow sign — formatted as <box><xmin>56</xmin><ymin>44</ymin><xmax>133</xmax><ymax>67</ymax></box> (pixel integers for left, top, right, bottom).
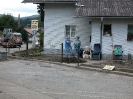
<box><xmin>31</xmin><ymin>20</ymin><xmax>38</xmax><ymax>30</ymax></box>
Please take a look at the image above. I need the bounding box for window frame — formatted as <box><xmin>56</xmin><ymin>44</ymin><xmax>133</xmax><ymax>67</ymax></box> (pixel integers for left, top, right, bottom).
<box><xmin>65</xmin><ymin>25</ymin><xmax>76</xmax><ymax>38</ymax></box>
<box><xmin>103</xmin><ymin>24</ymin><xmax>112</xmax><ymax>36</ymax></box>
<box><xmin>127</xmin><ymin>24</ymin><xmax>133</xmax><ymax>41</ymax></box>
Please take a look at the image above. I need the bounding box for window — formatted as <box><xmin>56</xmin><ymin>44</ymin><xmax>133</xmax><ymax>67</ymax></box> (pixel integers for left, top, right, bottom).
<box><xmin>127</xmin><ymin>25</ymin><xmax>133</xmax><ymax>41</ymax></box>
<box><xmin>65</xmin><ymin>25</ymin><xmax>76</xmax><ymax>37</ymax></box>
<box><xmin>103</xmin><ymin>24</ymin><xmax>112</xmax><ymax>36</ymax></box>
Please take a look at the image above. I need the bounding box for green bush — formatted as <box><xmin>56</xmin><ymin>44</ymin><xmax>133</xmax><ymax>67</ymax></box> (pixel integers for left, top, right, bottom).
<box><xmin>0</xmin><ymin>31</ymin><xmax>3</xmax><ymax>36</ymax></box>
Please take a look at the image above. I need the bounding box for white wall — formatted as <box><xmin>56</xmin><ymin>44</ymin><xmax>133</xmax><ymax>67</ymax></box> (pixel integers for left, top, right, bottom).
<box><xmin>91</xmin><ymin>18</ymin><xmax>133</xmax><ymax>59</ymax></box>
<box><xmin>44</xmin><ymin>3</ymin><xmax>91</xmax><ymax>54</ymax></box>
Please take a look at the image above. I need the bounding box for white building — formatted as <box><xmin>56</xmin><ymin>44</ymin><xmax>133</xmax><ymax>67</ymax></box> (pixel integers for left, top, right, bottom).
<box><xmin>22</xmin><ymin>0</ymin><xmax>133</xmax><ymax>60</ymax></box>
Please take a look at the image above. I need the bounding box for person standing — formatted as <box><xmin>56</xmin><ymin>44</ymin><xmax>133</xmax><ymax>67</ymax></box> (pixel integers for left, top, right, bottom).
<box><xmin>74</xmin><ymin>36</ymin><xmax>81</xmax><ymax>58</ymax></box>
<box><xmin>65</xmin><ymin>35</ymin><xmax>73</xmax><ymax>56</ymax></box>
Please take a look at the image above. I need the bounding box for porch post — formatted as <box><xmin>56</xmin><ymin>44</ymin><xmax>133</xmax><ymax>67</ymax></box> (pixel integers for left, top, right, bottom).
<box><xmin>100</xmin><ymin>17</ymin><xmax>103</xmax><ymax>59</ymax></box>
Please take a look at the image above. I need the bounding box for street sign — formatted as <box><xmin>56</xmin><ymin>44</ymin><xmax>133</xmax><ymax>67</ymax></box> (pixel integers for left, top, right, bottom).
<box><xmin>31</xmin><ymin>20</ymin><xmax>38</xmax><ymax>30</ymax></box>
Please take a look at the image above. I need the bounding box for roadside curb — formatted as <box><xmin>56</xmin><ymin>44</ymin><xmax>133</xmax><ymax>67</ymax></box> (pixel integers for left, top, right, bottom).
<box><xmin>37</xmin><ymin>60</ymin><xmax>133</xmax><ymax>77</ymax></box>
<box><xmin>8</xmin><ymin>56</ymin><xmax>133</xmax><ymax>77</ymax></box>
<box><xmin>80</xmin><ymin>63</ymin><xmax>133</xmax><ymax>77</ymax></box>
<box><xmin>78</xmin><ymin>65</ymin><xmax>133</xmax><ymax>77</ymax></box>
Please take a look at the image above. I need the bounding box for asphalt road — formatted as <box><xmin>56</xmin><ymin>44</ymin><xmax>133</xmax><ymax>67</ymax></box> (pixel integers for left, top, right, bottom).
<box><xmin>0</xmin><ymin>59</ymin><xmax>133</xmax><ymax>99</ymax></box>
<box><xmin>0</xmin><ymin>43</ymin><xmax>32</xmax><ymax>53</ymax></box>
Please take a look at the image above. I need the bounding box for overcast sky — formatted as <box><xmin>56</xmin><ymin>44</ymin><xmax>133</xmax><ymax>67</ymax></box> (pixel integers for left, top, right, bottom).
<box><xmin>0</xmin><ymin>0</ymin><xmax>38</xmax><ymax>17</ymax></box>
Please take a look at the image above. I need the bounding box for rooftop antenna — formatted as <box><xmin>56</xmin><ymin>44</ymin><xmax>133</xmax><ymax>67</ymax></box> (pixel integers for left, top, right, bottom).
<box><xmin>75</xmin><ymin>2</ymin><xmax>84</xmax><ymax>7</ymax></box>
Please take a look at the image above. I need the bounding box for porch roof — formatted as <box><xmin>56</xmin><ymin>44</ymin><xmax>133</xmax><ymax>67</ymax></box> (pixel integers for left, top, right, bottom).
<box><xmin>22</xmin><ymin>0</ymin><xmax>77</xmax><ymax>3</ymax></box>
<box><xmin>75</xmin><ymin>0</ymin><xmax>133</xmax><ymax>17</ymax></box>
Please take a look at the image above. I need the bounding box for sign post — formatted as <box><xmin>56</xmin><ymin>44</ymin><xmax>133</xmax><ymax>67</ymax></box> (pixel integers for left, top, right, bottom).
<box><xmin>31</xmin><ymin>20</ymin><xmax>38</xmax><ymax>48</ymax></box>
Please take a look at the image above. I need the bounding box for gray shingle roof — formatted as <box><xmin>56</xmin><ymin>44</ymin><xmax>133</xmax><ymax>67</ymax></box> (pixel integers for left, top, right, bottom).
<box><xmin>22</xmin><ymin>0</ymin><xmax>77</xmax><ymax>3</ymax></box>
<box><xmin>22</xmin><ymin>0</ymin><xmax>133</xmax><ymax>17</ymax></box>
<box><xmin>75</xmin><ymin>0</ymin><xmax>133</xmax><ymax>17</ymax></box>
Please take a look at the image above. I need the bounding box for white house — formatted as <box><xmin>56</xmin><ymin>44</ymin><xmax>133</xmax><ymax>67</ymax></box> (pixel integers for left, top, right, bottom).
<box><xmin>43</xmin><ymin>3</ymin><xmax>92</xmax><ymax>54</ymax></box>
<box><xmin>75</xmin><ymin>0</ymin><xmax>133</xmax><ymax>59</ymax></box>
<box><xmin>22</xmin><ymin>0</ymin><xmax>91</xmax><ymax>54</ymax></box>
<box><xmin>22</xmin><ymin>0</ymin><xmax>133</xmax><ymax>60</ymax></box>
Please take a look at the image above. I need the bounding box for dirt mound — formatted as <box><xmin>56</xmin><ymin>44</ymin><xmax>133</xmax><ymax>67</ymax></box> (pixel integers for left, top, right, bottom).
<box><xmin>11</xmin><ymin>47</ymin><xmax>86</xmax><ymax>63</ymax></box>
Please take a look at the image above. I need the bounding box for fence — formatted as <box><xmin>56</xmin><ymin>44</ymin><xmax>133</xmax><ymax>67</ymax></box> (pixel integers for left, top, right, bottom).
<box><xmin>60</xmin><ymin>43</ymin><xmax>82</xmax><ymax>66</ymax></box>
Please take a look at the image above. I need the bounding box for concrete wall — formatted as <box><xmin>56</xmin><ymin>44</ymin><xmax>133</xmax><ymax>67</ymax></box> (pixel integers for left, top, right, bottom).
<box><xmin>44</xmin><ymin>3</ymin><xmax>91</xmax><ymax>54</ymax></box>
<box><xmin>91</xmin><ymin>18</ymin><xmax>133</xmax><ymax>60</ymax></box>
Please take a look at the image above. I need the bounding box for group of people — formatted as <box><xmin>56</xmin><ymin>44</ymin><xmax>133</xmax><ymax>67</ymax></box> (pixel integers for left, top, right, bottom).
<box><xmin>65</xmin><ymin>35</ymin><xmax>81</xmax><ymax>58</ymax></box>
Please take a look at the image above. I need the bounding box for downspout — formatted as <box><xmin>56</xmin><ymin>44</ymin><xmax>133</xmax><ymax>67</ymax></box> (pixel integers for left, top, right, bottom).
<box><xmin>100</xmin><ymin>17</ymin><xmax>103</xmax><ymax>59</ymax></box>
<box><xmin>43</xmin><ymin>5</ymin><xmax>45</xmax><ymax>53</ymax></box>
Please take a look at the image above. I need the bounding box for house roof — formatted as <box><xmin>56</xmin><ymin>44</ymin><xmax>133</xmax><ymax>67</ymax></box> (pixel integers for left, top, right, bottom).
<box><xmin>22</xmin><ymin>0</ymin><xmax>133</xmax><ymax>17</ymax></box>
<box><xmin>22</xmin><ymin>0</ymin><xmax>77</xmax><ymax>3</ymax></box>
<box><xmin>75</xmin><ymin>0</ymin><xmax>133</xmax><ymax>17</ymax></box>
<box><xmin>24</xmin><ymin>28</ymin><xmax>40</xmax><ymax>36</ymax></box>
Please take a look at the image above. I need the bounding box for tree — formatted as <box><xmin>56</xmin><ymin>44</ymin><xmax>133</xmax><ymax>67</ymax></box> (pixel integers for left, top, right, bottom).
<box><xmin>16</xmin><ymin>26</ymin><xmax>28</xmax><ymax>42</ymax></box>
<box><xmin>0</xmin><ymin>31</ymin><xmax>3</xmax><ymax>36</ymax></box>
<box><xmin>0</xmin><ymin>14</ymin><xmax>29</xmax><ymax>41</ymax></box>
<box><xmin>20</xmin><ymin>17</ymin><xmax>43</xmax><ymax>27</ymax></box>
<box><xmin>0</xmin><ymin>14</ymin><xmax>18</xmax><ymax>31</ymax></box>
<box><xmin>39</xmin><ymin>30</ymin><xmax>44</xmax><ymax>47</ymax></box>
<box><xmin>38</xmin><ymin>19</ymin><xmax>44</xmax><ymax>28</ymax></box>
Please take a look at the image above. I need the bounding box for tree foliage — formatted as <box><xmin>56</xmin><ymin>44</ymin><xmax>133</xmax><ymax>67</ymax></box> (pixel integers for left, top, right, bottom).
<box><xmin>20</xmin><ymin>17</ymin><xmax>44</xmax><ymax>28</ymax></box>
<box><xmin>16</xmin><ymin>26</ymin><xmax>28</xmax><ymax>42</ymax></box>
<box><xmin>0</xmin><ymin>31</ymin><xmax>3</xmax><ymax>36</ymax></box>
<box><xmin>0</xmin><ymin>14</ymin><xmax>28</xmax><ymax>41</ymax></box>
<box><xmin>0</xmin><ymin>14</ymin><xmax>18</xmax><ymax>31</ymax></box>
<box><xmin>38</xmin><ymin>19</ymin><xmax>44</xmax><ymax>28</ymax></box>
<box><xmin>0</xmin><ymin>14</ymin><xmax>44</xmax><ymax>43</ymax></box>
<box><xmin>38</xmin><ymin>28</ymin><xmax>44</xmax><ymax>47</ymax></box>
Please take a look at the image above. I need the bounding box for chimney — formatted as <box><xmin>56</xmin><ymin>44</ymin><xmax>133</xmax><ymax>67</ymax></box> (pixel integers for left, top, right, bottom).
<box><xmin>18</xmin><ymin>14</ymin><xmax>20</xmax><ymax>27</ymax></box>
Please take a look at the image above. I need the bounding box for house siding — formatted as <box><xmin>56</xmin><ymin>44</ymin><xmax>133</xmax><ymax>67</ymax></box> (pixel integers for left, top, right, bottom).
<box><xmin>91</xmin><ymin>18</ymin><xmax>133</xmax><ymax>60</ymax></box>
<box><xmin>44</xmin><ymin>3</ymin><xmax>91</xmax><ymax>54</ymax></box>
